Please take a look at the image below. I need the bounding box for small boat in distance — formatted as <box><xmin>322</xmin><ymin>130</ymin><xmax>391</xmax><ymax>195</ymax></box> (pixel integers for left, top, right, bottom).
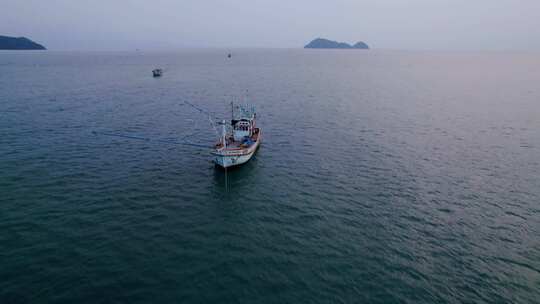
<box><xmin>212</xmin><ymin>103</ymin><xmax>261</xmax><ymax>168</ymax></box>
<box><xmin>227</xmin><ymin>53</ymin><xmax>232</xmax><ymax>58</ymax></box>
<box><xmin>152</xmin><ymin>69</ymin><xmax>163</xmax><ymax>77</ymax></box>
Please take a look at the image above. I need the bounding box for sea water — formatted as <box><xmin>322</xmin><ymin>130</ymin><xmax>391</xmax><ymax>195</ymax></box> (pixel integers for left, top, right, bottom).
<box><xmin>1</xmin><ymin>49</ymin><xmax>539</xmax><ymax>303</ymax></box>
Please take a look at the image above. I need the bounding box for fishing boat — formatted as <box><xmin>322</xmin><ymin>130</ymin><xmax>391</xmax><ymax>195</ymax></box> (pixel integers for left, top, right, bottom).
<box><xmin>152</xmin><ymin>69</ymin><xmax>163</xmax><ymax>77</ymax></box>
<box><xmin>212</xmin><ymin>104</ymin><xmax>261</xmax><ymax>168</ymax></box>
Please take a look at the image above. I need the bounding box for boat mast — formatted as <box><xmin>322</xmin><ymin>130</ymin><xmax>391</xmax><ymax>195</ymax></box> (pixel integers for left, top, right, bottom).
<box><xmin>231</xmin><ymin>100</ymin><xmax>234</xmax><ymax>123</ymax></box>
<box><xmin>222</xmin><ymin>120</ymin><xmax>227</xmax><ymax>149</ymax></box>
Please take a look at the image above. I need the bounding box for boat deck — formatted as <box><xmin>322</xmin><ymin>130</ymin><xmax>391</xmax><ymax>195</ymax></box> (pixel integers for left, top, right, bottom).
<box><xmin>216</xmin><ymin>128</ymin><xmax>260</xmax><ymax>151</ymax></box>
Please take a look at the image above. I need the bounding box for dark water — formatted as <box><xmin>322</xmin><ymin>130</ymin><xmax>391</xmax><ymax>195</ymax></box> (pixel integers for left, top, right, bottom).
<box><xmin>1</xmin><ymin>49</ymin><xmax>540</xmax><ymax>303</ymax></box>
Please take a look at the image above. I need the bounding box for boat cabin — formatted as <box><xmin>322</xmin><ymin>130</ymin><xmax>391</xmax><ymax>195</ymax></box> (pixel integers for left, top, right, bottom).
<box><xmin>232</xmin><ymin>119</ymin><xmax>253</xmax><ymax>141</ymax></box>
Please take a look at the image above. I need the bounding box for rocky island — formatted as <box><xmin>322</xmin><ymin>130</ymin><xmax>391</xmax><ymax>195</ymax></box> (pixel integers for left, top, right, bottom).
<box><xmin>0</xmin><ymin>35</ymin><xmax>46</xmax><ymax>50</ymax></box>
<box><xmin>304</xmin><ymin>38</ymin><xmax>369</xmax><ymax>49</ymax></box>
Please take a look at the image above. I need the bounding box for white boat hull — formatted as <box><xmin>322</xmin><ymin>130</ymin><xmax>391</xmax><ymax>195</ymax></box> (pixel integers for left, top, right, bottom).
<box><xmin>213</xmin><ymin>137</ymin><xmax>260</xmax><ymax>168</ymax></box>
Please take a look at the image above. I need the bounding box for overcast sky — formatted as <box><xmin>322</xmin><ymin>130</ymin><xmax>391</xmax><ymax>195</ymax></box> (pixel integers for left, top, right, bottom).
<box><xmin>2</xmin><ymin>0</ymin><xmax>540</xmax><ymax>50</ymax></box>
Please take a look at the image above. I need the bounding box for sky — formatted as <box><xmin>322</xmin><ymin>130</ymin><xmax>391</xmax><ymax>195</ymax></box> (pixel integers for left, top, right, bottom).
<box><xmin>2</xmin><ymin>0</ymin><xmax>540</xmax><ymax>51</ymax></box>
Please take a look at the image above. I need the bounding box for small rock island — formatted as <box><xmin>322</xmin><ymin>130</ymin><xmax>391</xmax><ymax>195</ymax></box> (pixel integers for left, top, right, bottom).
<box><xmin>0</xmin><ymin>35</ymin><xmax>46</xmax><ymax>50</ymax></box>
<box><xmin>304</xmin><ymin>38</ymin><xmax>369</xmax><ymax>50</ymax></box>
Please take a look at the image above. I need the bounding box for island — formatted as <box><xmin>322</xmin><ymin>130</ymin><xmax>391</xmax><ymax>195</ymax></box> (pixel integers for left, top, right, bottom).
<box><xmin>304</xmin><ymin>38</ymin><xmax>369</xmax><ymax>50</ymax></box>
<box><xmin>0</xmin><ymin>35</ymin><xmax>46</xmax><ymax>50</ymax></box>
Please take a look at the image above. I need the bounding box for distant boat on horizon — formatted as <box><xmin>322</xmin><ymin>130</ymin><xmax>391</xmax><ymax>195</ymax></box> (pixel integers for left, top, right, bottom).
<box><xmin>152</xmin><ymin>69</ymin><xmax>163</xmax><ymax>77</ymax></box>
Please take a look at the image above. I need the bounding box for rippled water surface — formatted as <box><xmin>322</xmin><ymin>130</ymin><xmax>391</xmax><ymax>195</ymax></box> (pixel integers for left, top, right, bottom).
<box><xmin>1</xmin><ymin>50</ymin><xmax>540</xmax><ymax>303</ymax></box>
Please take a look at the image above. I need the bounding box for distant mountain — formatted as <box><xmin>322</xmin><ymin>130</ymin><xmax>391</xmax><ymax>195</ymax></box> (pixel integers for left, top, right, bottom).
<box><xmin>0</xmin><ymin>35</ymin><xmax>46</xmax><ymax>50</ymax></box>
<box><xmin>304</xmin><ymin>38</ymin><xmax>369</xmax><ymax>49</ymax></box>
<box><xmin>353</xmin><ymin>41</ymin><xmax>369</xmax><ymax>49</ymax></box>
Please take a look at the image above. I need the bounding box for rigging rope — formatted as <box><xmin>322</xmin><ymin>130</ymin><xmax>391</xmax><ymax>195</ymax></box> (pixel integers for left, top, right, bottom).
<box><xmin>183</xmin><ymin>100</ymin><xmax>221</xmax><ymax>139</ymax></box>
<box><xmin>93</xmin><ymin>100</ymin><xmax>225</xmax><ymax>148</ymax></box>
<box><xmin>92</xmin><ymin>131</ymin><xmax>210</xmax><ymax>148</ymax></box>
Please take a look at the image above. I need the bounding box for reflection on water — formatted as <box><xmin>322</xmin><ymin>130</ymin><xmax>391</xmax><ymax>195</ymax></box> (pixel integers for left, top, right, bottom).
<box><xmin>212</xmin><ymin>151</ymin><xmax>261</xmax><ymax>193</ymax></box>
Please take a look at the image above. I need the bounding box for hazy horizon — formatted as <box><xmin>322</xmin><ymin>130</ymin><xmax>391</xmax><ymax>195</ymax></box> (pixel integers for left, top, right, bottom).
<box><xmin>2</xmin><ymin>0</ymin><xmax>540</xmax><ymax>51</ymax></box>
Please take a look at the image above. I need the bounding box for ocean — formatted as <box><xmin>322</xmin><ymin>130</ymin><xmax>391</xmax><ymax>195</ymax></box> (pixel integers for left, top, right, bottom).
<box><xmin>1</xmin><ymin>49</ymin><xmax>539</xmax><ymax>303</ymax></box>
